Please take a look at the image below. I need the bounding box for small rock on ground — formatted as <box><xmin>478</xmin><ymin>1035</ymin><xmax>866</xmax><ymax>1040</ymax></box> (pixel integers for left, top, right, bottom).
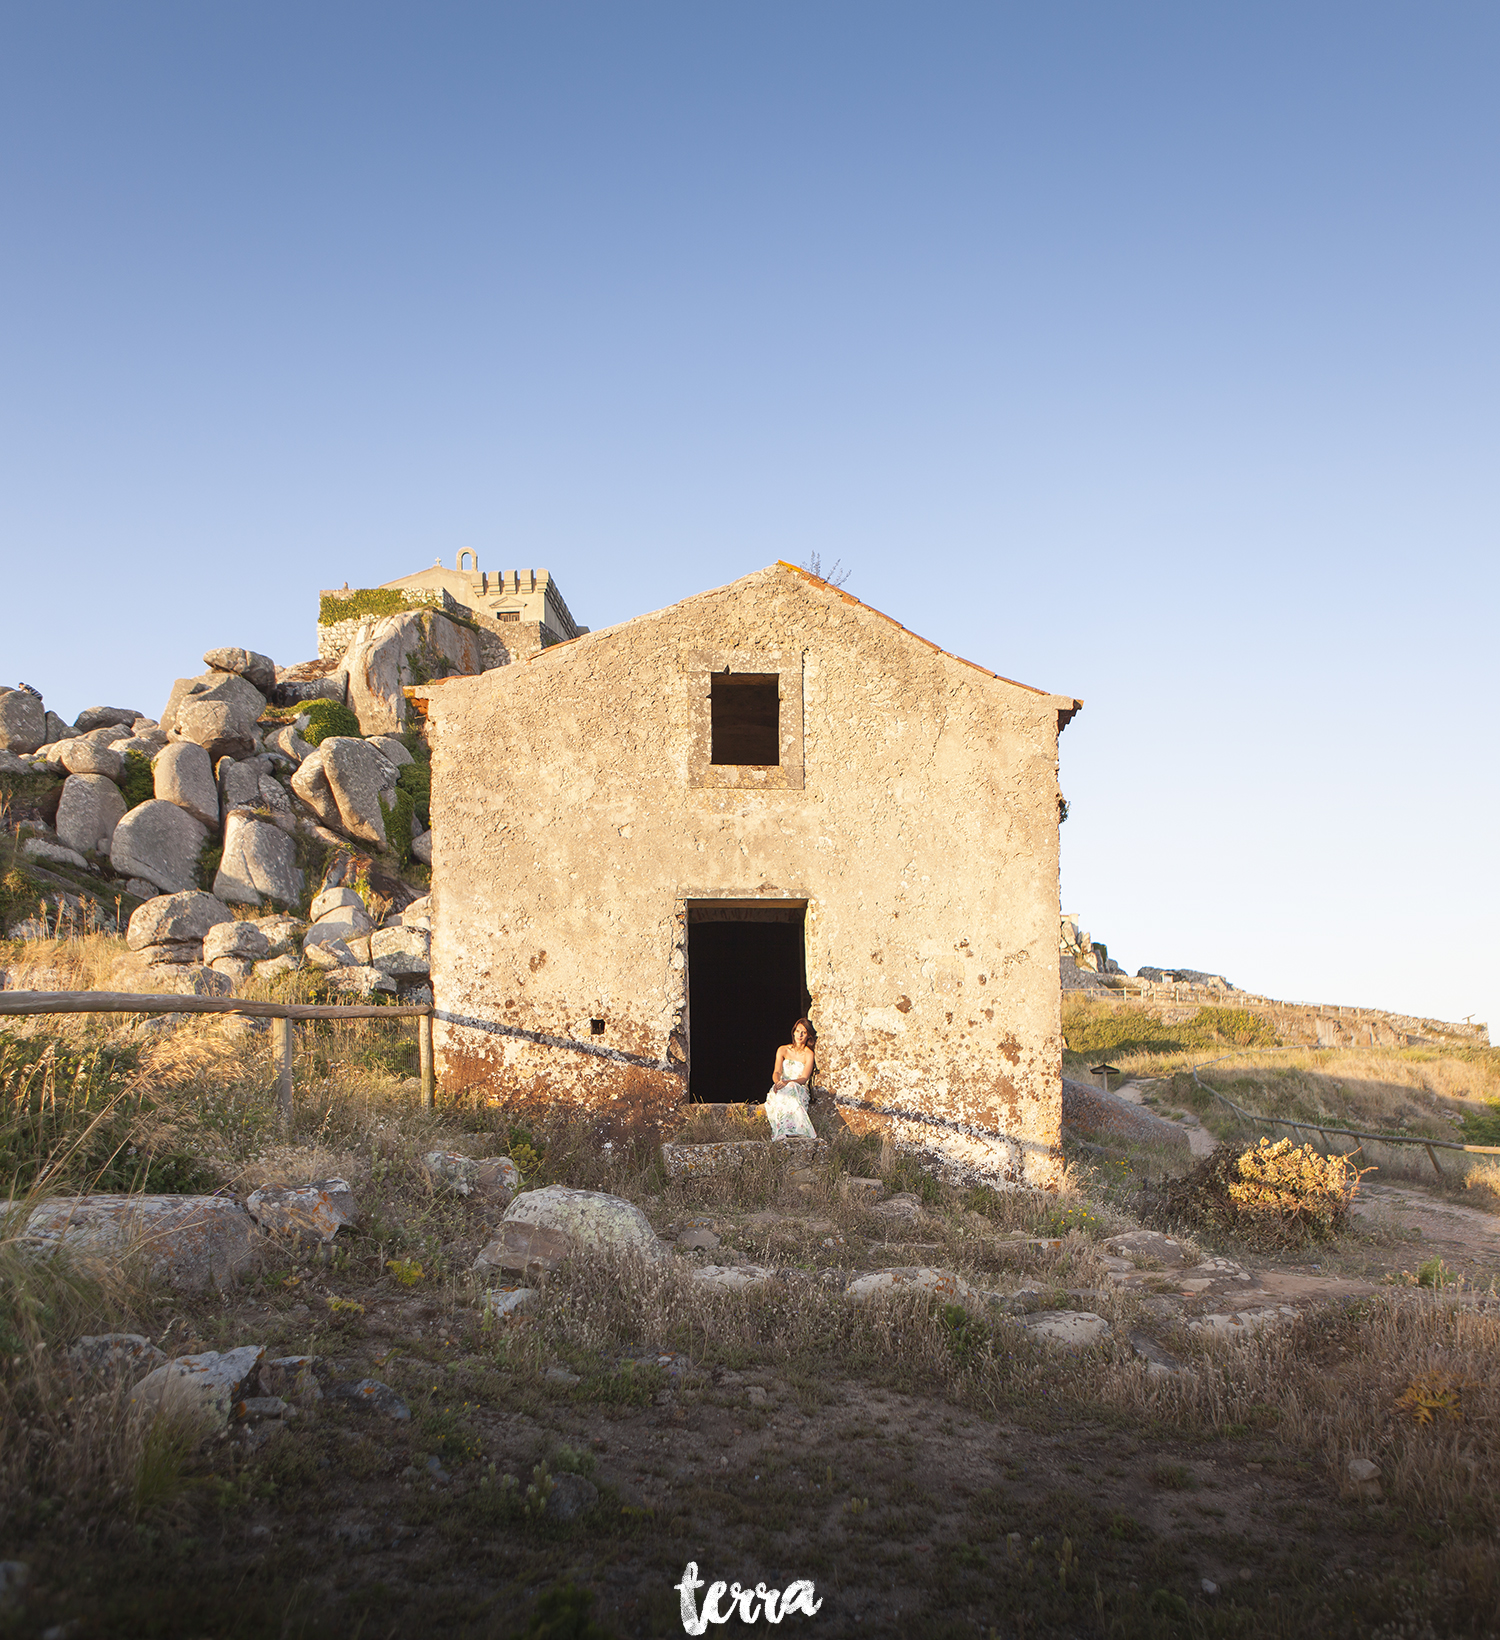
<box><xmin>692</xmin><ymin>1264</ymin><xmax>775</xmax><ymax>1290</ymax></box>
<box><xmin>481</xmin><ymin>1287</ymin><xmax>537</xmax><ymax>1319</ymax></box>
<box><xmin>546</xmin><ymin>1473</ymin><xmax>598</xmax><ymax>1522</ymax></box>
<box><xmin>332</xmin><ymin>1378</ymin><xmax>410</xmax><ymax>1420</ymax></box>
<box><xmin>67</xmin><ymin>1333</ymin><xmax>167</xmax><ymax>1375</ymax></box>
<box><xmin>1020</xmin><ymin>1311</ymin><xmax>1111</xmax><ymax>1347</ymax></box>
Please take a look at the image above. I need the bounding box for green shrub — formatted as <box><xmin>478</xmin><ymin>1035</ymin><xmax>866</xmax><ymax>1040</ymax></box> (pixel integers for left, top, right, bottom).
<box><xmin>300</xmin><ymin>700</ymin><xmax>362</xmax><ymax>745</ymax></box>
<box><xmin>521</xmin><ymin>1583</ymin><xmax>614</xmax><ymax>1639</ymax></box>
<box><xmin>196</xmin><ymin>840</ymin><xmax>223</xmax><ymax>891</ymax></box>
<box><xmin>1062</xmin><ymin>1000</ymin><xmax>1186</xmax><ymax>1059</ymax></box>
<box><xmin>118</xmin><ymin>750</ymin><xmax>155</xmax><ymax>810</ymax></box>
<box><xmin>0</xmin><ymin>769</ymin><xmax>65</xmax><ymax>829</ymax></box>
<box><xmin>380</xmin><ymin>788</ymin><xmax>417</xmax><ymax>868</ymax></box>
<box><xmin>1459</xmin><ymin>1102</ymin><xmax>1500</xmax><ymax>1145</ymax></box>
<box><xmin>0</xmin><ymin>865</ymin><xmax>39</xmax><ymax>937</ymax></box>
<box><xmin>318</xmin><ymin>588</ymin><xmax>408</xmax><ymax>625</ymax></box>
<box><xmin>1186</xmin><ymin>1007</ymin><xmax>1279</xmax><ymax>1048</ymax></box>
<box><xmin>291</xmin><ymin>829</ymin><xmax>336</xmax><ymax>918</ymax></box>
<box><xmin>1063</xmin><ymin>998</ymin><xmax>1280</xmax><ymax>1059</ymax></box>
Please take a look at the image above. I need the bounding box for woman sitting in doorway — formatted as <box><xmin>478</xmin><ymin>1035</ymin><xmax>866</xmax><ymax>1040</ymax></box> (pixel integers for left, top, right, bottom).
<box><xmin>766</xmin><ymin>1017</ymin><xmax>819</xmax><ymax>1141</ymax></box>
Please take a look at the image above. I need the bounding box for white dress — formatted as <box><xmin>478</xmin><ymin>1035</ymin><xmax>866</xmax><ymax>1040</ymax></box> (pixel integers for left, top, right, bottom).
<box><xmin>766</xmin><ymin>1053</ymin><xmax>817</xmax><ymax>1140</ymax></box>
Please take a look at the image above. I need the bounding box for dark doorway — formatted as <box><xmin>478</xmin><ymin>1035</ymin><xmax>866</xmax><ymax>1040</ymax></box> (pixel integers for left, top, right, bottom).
<box><xmin>687</xmin><ymin>907</ymin><xmax>808</xmax><ymax>1104</ymax></box>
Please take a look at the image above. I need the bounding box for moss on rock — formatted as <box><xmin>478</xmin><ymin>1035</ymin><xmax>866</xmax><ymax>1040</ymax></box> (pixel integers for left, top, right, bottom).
<box><xmin>118</xmin><ymin>750</ymin><xmax>155</xmax><ymax>811</ymax></box>
<box><xmin>301</xmin><ymin>701</ymin><xmax>362</xmax><ymax>746</ymax></box>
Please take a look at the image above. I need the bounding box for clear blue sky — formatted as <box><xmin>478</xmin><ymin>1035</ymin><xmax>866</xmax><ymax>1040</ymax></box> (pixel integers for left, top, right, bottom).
<box><xmin>3</xmin><ymin>5</ymin><xmax>1495</xmax><ymax>1030</ymax></box>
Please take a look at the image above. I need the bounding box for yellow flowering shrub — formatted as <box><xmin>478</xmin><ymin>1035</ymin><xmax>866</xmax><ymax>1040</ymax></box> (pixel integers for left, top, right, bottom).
<box><xmin>1163</xmin><ymin>1137</ymin><xmax>1363</xmax><ymax>1249</ymax></box>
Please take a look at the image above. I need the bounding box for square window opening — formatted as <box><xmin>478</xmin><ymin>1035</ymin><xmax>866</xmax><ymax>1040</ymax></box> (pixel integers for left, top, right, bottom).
<box><xmin>589</xmin><ymin>1018</ymin><xmax>605</xmax><ymax>1036</ymax></box>
<box><xmin>710</xmin><ymin>674</ymin><xmax>780</xmax><ymax>766</ymax></box>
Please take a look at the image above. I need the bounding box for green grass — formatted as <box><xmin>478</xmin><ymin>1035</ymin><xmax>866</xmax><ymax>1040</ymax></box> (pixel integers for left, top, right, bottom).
<box><xmin>380</xmin><ymin>787</ymin><xmax>418</xmax><ymax>867</ymax></box>
<box><xmin>118</xmin><ymin>750</ymin><xmax>154</xmax><ymax>811</ymax></box>
<box><xmin>195</xmin><ymin>839</ymin><xmax>222</xmax><ymax>891</ymax></box>
<box><xmin>1064</xmin><ymin>997</ymin><xmax>1279</xmax><ymax>1060</ymax></box>
<box><xmin>397</xmin><ymin>756</ymin><xmax>430</xmax><ymax>828</ymax></box>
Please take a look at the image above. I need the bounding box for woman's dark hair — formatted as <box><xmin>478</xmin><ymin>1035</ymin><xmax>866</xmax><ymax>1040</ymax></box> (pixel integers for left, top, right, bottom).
<box><xmin>790</xmin><ymin>1017</ymin><xmax>817</xmax><ymax>1045</ymax></box>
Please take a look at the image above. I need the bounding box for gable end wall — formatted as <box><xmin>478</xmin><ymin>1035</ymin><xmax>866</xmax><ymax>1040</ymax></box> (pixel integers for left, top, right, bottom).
<box><xmin>423</xmin><ymin>568</ymin><xmax>1065</xmax><ymax>1185</ymax></box>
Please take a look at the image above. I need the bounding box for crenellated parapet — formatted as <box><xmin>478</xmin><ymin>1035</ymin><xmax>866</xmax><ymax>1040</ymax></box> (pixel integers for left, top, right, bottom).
<box><xmin>317</xmin><ymin>554</ymin><xmax>587</xmax><ymax>668</ymax></box>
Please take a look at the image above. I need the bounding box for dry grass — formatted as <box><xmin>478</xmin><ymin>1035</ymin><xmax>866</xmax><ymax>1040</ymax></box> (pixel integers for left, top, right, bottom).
<box><xmin>0</xmin><ymin>1204</ymin><xmax>208</xmax><ymax>1541</ymax></box>
<box><xmin>0</xmin><ymin>930</ymin><xmax>135</xmax><ymax>999</ymax></box>
<box><xmin>4</xmin><ymin>971</ymin><xmax>1500</xmax><ymax>1630</ymax></box>
<box><xmin>1064</xmin><ymin>995</ymin><xmax>1500</xmax><ymax>1117</ymax></box>
<box><xmin>1062</xmin><ymin>995</ymin><xmax>1500</xmax><ymax>1200</ymax></box>
<box><xmin>1101</xmin><ymin>1295</ymin><xmax>1500</xmax><ymax>1531</ymax></box>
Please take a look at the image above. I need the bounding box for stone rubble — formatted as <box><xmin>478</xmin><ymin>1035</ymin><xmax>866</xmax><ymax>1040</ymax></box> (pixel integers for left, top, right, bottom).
<box><xmin>1020</xmin><ymin>1310</ymin><xmax>1111</xmax><ymax>1347</ymax></box>
<box><xmin>1347</xmin><ymin>1457</ymin><xmax>1383</xmax><ymax>1499</ymax></box>
<box><xmin>692</xmin><ymin>1263</ymin><xmax>775</xmax><ymax>1290</ymax></box>
<box><xmin>245</xmin><ymin>1179</ymin><xmax>360</xmax><ymax>1244</ymax></box>
<box><xmin>66</xmin><ymin>1333</ymin><xmax>168</xmax><ymax>1375</ymax></box>
<box><xmin>482</xmin><ymin>1286</ymin><xmax>537</xmax><ymax>1319</ymax></box>
<box><xmin>130</xmin><ymin>1345</ymin><xmax>266</xmax><ymax>1428</ymax></box>
<box><xmin>423</xmin><ymin>1151</ymin><xmax>521</xmax><ymax>1205</ymax></box>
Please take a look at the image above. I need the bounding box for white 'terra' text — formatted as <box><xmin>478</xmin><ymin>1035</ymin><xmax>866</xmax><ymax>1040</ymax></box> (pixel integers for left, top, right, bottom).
<box><xmin>674</xmin><ymin>1562</ymin><xmax>823</xmax><ymax>1632</ymax></box>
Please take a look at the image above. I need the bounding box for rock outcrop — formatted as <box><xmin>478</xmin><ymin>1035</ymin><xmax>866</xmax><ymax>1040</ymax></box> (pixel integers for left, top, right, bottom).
<box><xmin>130</xmin><ymin>1345</ymin><xmax>265</xmax><ymax>1428</ymax></box>
<box><xmin>54</xmin><ymin>773</ymin><xmax>127</xmax><ymax>856</ymax></box>
<box><xmin>127</xmin><ymin>890</ymin><xmax>234</xmax><ymax>950</ymax></box>
<box><xmin>245</xmin><ymin>1179</ymin><xmax>359</xmax><ymax>1244</ymax></box>
<box><xmin>110</xmin><ymin>800</ymin><xmax>209</xmax><ymax>894</ymax></box>
<box><xmin>153</xmin><ymin>741</ymin><xmax>220</xmax><ymax>827</ymax></box>
<box><xmin>214</xmin><ymin>812</ymin><xmax>303</xmax><ymax>908</ymax></box>
<box><xmin>473</xmin><ymin>1187</ymin><xmax>667</xmax><ymax>1278</ymax></box>
<box><xmin>22</xmin><ymin>1195</ymin><xmax>260</xmax><ymax>1291</ymax></box>
<box><xmin>344</xmin><ymin>610</ymin><xmax>482</xmax><ymax>736</ymax></box>
<box><xmin>202</xmin><ymin>647</ymin><xmax>277</xmax><ymax>695</ymax></box>
<box><xmin>3</xmin><ymin>629</ymin><xmax>436</xmax><ymax>967</ymax></box>
<box><xmin>0</xmin><ymin>689</ymin><xmax>46</xmax><ymax>753</ymax></box>
<box><xmin>318</xmin><ymin>737</ymin><xmax>397</xmax><ymax>850</ymax></box>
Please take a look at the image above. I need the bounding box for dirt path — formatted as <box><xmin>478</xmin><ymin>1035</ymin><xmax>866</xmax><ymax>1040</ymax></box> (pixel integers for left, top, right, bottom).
<box><xmin>1115</xmin><ymin>1079</ymin><xmax>1218</xmax><ymax>1156</ymax></box>
<box><xmin>1351</xmin><ymin>1179</ymin><xmax>1500</xmax><ymax>1278</ymax></box>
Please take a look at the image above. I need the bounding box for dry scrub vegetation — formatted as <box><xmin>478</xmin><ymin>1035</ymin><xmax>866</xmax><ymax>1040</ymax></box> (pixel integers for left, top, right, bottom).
<box><xmin>0</xmin><ymin>939</ymin><xmax>1497</xmax><ymax>1635</ymax></box>
<box><xmin>1064</xmin><ymin>993</ymin><xmax>1500</xmax><ymax>1198</ymax></box>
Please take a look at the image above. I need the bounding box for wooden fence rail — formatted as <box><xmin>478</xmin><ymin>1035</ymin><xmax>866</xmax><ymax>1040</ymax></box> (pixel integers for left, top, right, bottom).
<box><xmin>1189</xmin><ymin>1049</ymin><xmax>1500</xmax><ymax>1176</ymax></box>
<box><xmin>0</xmin><ymin>990</ymin><xmax>434</xmax><ymax>1123</ymax></box>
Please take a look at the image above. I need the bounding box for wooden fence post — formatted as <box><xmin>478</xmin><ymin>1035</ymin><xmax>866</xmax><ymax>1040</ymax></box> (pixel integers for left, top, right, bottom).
<box><xmin>420</xmin><ymin>1011</ymin><xmax>434</xmax><ymax>1111</ymax></box>
<box><xmin>275</xmin><ymin>1015</ymin><xmax>295</xmax><ymax>1125</ymax></box>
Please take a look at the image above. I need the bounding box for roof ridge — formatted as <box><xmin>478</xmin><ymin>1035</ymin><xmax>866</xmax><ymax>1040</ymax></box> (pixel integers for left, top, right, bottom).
<box><xmin>774</xmin><ymin>561</ymin><xmax>1077</xmax><ymax>708</ymax></box>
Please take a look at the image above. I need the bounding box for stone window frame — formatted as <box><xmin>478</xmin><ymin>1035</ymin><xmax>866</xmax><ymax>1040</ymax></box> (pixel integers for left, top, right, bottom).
<box><xmin>684</xmin><ymin>649</ymin><xmax>804</xmax><ymax>791</ymax></box>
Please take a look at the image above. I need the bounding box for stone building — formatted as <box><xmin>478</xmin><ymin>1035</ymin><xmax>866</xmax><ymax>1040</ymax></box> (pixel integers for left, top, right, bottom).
<box><xmin>414</xmin><ymin>563</ymin><xmax>1081</xmax><ymax>1186</ymax></box>
<box><xmin>319</xmin><ymin>557</ymin><xmax>585</xmax><ymax>671</ymax></box>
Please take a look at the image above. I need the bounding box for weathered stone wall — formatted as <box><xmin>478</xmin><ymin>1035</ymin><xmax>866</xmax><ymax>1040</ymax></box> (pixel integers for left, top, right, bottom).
<box><xmin>318</xmin><ymin>588</ymin><xmax>451</xmax><ymax>661</ymax></box>
<box><xmin>475</xmin><ymin>622</ymin><xmax>548</xmax><ymax>671</ymax></box>
<box><xmin>1084</xmin><ymin>985</ymin><xmax>1490</xmax><ymax>1050</ymax></box>
<box><xmin>421</xmin><ymin>565</ymin><xmax>1078</xmax><ymax>1186</ymax></box>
